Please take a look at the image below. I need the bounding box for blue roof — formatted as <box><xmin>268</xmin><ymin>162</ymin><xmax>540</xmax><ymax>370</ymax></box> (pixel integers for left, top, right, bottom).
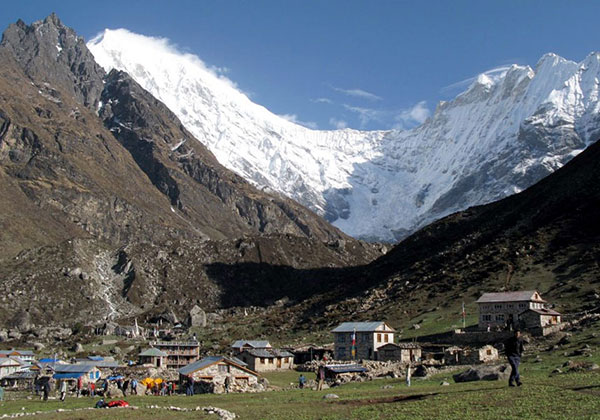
<box><xmin>87</xmin><ymin>356</ymin><xmax>104</xmax><ymax>361</ymax></box>
<box><xmin>53</xmin><ymin>372</ymin><xmax>84</xmax><ymax>379</ymax></box>
<box><xmin>39</xmin><ymin>358</ymin><xmax>61</xmax><ymax>363</ymax></box>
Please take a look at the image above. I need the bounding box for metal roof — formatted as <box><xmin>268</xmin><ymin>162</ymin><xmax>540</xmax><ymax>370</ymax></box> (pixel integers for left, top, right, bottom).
<box><xmin>0</xmin><ymin>357</ymin><xmax>22</xmax><ymax>366</ymax></box>
<box><xmin>54</xmin><ymin>364</ymin><xmax>95</xmax><ymax>373</ymax></box>
<box><xmin>331</xmin><ymin>322</ymin><xmax>395</xmax><ymax>333</ymax></box>
<box><xmin>178</xmin><ymin>356</ymin><xmax>257</xmax><ymax>376</ymax></box>
<box><xmin>325</xmin><ymin>364</ymin><xmax>368</xmax><ymax>374</ymax></box>
<box><xmin>139</xmin><ymin>348</ymin><xmax>168</xmax><ymax>357</ymax></box>
<box><xmin>0</xmin><ymin>350</ymin><xmax>34</xmax><ymax>356</ymax></box>
<box><xmin>476</xmin><ymin>291</ymin><xmax>546</xmax><ymax>303</ymax></box>
<box><xmin>231</xmin><ymin>340</ymin><xmax>272</xmax><ymax>349</ymax></box>
<box><xmin>178</xmin><ymin>356</ymin><xmax>224</xmax><ymax>375</ymax></box>
<box><xmin>244</xmin><ymin>349</ymin><xmax>294</xmax><ymax>358</ymax></box>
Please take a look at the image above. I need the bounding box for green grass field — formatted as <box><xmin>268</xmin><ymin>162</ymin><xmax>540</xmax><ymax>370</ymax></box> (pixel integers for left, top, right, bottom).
<box><xmin>1</xmin><ymin>359</ymin><xmax>598</xmax><ymax>420</ymax></box>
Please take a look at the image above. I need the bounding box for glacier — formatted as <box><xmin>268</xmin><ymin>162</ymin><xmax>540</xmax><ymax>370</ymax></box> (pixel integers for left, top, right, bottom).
<box><xmin>88</xmin><ymin>29</ymin><xmax>600</xmax><ymax>242</ymax></box>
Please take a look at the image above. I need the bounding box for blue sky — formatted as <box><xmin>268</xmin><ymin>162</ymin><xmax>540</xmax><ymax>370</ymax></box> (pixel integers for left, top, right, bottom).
<box><xmin>2</xmin><ymin>1</ymin><xmax>600</xmax><ymax>130</ymax></box>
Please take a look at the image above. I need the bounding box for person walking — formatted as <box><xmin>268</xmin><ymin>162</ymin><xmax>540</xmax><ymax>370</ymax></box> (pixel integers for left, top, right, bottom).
<box><xmin>405</xmin><ymin>363</ymin><xmax>412</xmax><ymax>387</ymax></box>
<box><xmin>76</xmin><ymin>376</ymin><xmax>83</xmax><ymax>398</ymax></box>
<box><xmin>42</xmin><ymin>382</ymin><xmax>49</xmax><ymax>401</ymax></box>
<box><xmin>59</xmin><ymin>380</ymin><xmax>67</xmax><ymax>402</ymax></box>
<box><xmin>505</xmin><ymin>329</ymin><xmax>525</xmax><ymax>387</ymax></box>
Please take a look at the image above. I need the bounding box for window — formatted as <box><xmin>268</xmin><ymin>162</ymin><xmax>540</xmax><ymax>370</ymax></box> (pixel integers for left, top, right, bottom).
<box><xmin>338</xmin><ymin>334</ymin><xmax>345</xmax><ymax>343</ymax></box>
<box><xmin>283</xmin><ymin>357</ymin><xmax>288</xmax><ymax>363</ymax></box>
<box><xmin>519</xmin><ymin>303</ymin><xmax>526</xmax><ymax>309</ymax></box>
<box><xmin>494</xmin><ymin>304</ymin><xmax>503</xmax><ymax>310</ymax></box>
<box><xmin>218</xmin><ymin>364</ymin><xmax>229</xmax><ymax>373</ymax></box>
<box><xmin>269</xmin><ymin>358</ymin><xmax>274</xmax><ymax>364</ymax></box>
<box><xmin>486</xmin><ymin>349</ymin><xmax>492</xmax><ymax>355</ymax></box>
<box><xmin>261</xmin><ymin>358</ymin><xmax>266</xmax><ymax>364</ymax></box>
<box><xmin>377</xmin><ymin>333</ymin><xmax>382</xmax><ymax>343</ymax></box>
<box><xmin>482</xmin><ymin>315</ymin><xmax>492</xmax><ymax>322</ymax></box>
<box><xmin>384</xmin><ymin>334</ymin><xmax>389</xmax><ymax>343</ymax></box>
<box><xmin>496</xmin><ymin>314</ymin><xmax>505</xmax><ymax>321</ymax></box>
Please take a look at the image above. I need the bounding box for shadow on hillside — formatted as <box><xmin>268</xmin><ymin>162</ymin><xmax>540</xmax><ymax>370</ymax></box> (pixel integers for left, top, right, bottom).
<box><xmin>203</xmin><ymin>261</ymin><xmax>369</xmax><ymax>309</ymax></box>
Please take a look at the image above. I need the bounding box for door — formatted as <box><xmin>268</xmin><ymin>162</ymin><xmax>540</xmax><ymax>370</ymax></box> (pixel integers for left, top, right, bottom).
<box><xmin>277</xmin><ymin>358</ymin><xmax>281</xmax><ymax>368</ymax></box>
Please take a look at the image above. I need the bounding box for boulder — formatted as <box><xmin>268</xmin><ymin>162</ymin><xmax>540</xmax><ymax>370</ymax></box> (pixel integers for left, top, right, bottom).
<box><xmin>412</xmin><ymin>365</ymin><xmax>429</xmax><ymax>377</ymax></box>
<box><xmin>72</xmin><ymin>343</ymin><xmax>84</xmax><ymax>353</ymax></box>
<box><xmin>32</xmin><ymin>342</ymin><xmax>46</xmax><ymax>351</ymax></box>
<box><xmin>323</xmin><ymin>393</ymin><xmax>339</xmax><ymax>399</ymax></box>
<box><xmin>188</xmin><ymin>305</ymin><xmax>207</xmax><ymax>328</ymax></box>
<box><xmin>441</xmin><ymin>381</ymin><xmax>450</xmax><ymax>386</ymax></box>
<box><xmin>453</xmin><ymin>365</ymin><xmax>510</xmax><ymax>383</ymax></box>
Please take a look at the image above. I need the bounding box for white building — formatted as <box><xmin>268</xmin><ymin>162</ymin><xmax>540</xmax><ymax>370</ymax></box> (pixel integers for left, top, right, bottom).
<box><xmin>331</xmin><ymin>322</ymin><xmax>395</xmax><ymax>360</ymax></box>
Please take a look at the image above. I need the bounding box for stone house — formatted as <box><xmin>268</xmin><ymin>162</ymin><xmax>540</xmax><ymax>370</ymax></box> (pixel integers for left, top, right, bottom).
<box><xmin>476</xmin><ymin>290</ymin><xmax>549</xmax><ymax>330</ymax></box>
<box><xmin>151</xmin><ymin>340</ymin><xmax>200</xmax><ymax>369</ymax></box>
<box><xmin>519</xmin><ymin>308</ymin><xmax>562</xmax><ymax>329</ymax></box>
<box><xmin>331</xmin><ymin>322</ymin><xmax>395</xmax><ymax>360</ymax></box>
<box><xmin>231</xmin><ymin>340</ymin><xmax>272</xmax><ymax>354</ymax></box>
<box><xmin>376</xmin><ymin>342</ymin><xmax>422</xmax><ymax>363</ymax></box>
<box><xmin>238</xmin><ymin>349</ymin><xmax>294</xmax><ymax>372</ymax></box>
<box><xmin>138</xmin><ymin>347</ymin><xmax>168</xmax><ymax>367</ymax></box>
<box><xmin>178</xmin><ymin>356</ymin><xmax>260</xmax><ymax>394</ymax></box>
<box><xmin>444</xmin><ymin>345</ymin><xmax>499</xmax><ymax>365</ymax></box>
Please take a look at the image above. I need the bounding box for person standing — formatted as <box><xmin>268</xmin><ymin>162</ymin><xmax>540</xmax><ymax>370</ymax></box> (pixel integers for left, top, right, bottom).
<box><xmin>76</xmin><ymin>376</ymin><xmax>83</xmax><ymax>398</ymax></box>
<box><xmin>131</xmin><ymin>378</ymin><xmax>138</xmax><ymax>395</ymax></box>
<box><xmin>405</xmin><ymin>363</ymin><xmax>412</xmax><ymax>387</ymax></box>
<box><xmin>298</xmin><ymin>374</ymin><xmax>306</xmax><ymax>389</ymax></box>
<box><xmin>317</xmin><ymin>366</ymin><xmax>325</xmax><ymax>391</ymax></box>
<box><xmin>505</xmin><ymin>329</ymin><xmax>525</xmax><ymax>387</ymax></box>
<box><xmin>59</xmin><ymin>380</ymin><xmax>67</xmax><ymax>402</ymax></box>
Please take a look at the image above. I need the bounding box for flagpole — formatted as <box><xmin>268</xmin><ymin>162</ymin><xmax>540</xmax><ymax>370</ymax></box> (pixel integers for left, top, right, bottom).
<box><xmin>462</xmin><ymin>302</ymin><xmax>466</xmax><ymax>330</ymax></box>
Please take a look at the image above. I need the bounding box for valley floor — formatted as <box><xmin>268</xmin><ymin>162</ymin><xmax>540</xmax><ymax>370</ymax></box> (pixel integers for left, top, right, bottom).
<box><xmin>1</xmin><ymin>361</ymin><xmax>599</xmax><ymax>420</ymax></box>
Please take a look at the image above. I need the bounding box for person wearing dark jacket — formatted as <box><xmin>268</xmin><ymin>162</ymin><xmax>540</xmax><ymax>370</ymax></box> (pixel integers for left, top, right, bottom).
<box><xmin>505</xmin><ymin>330</ymin><xmax>525</xmax><ymax>386</ymax></box>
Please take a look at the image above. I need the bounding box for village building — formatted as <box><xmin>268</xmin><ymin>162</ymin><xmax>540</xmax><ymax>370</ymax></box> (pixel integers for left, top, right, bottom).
<box><xmin>444</xmin><ymin>345</ymin><xmax>499</xmax><ymax>365</ymax></box>
<box><xmin>287</xmin><ymin>344</ymin><xmax>333</xmax><ymax>364</ymax></box>
<box><xmin>151</xmin><ymin>340</ymin><xmax>200</xmax><ymax>369</ymax></box>
<box><xmin>0</xmin><ymin>358</ymin><xmax>25</xmax><ymax>379</ymax></box>
<box><xmin>0</xmin><ymin>349</ymin><xmax>35</xmax><ymax>363</ymax></box>
<box><xmin>519</xmin><ymin>308</ymin><xmax>562</xmax><ymax>329</ymax></box>
<box><xmin>178</xmin><ymin>356</ymin><xmax>260</xmax><ymax>394</ymax></box>
<box><xmin>53</xmin><ymin>364</ymin><xmax>101</xmax><ymax>385</ymax></box>
<box><xmin>476</xmin><ymin>290</ymin><xmax>558</xmax><ymax>330</ymax></box>
<box><xmin>238</xmin><ymin>349</ymin><xmax>294</xmax><ymax>372</ymax></box>
<box><xmin>376</xmin><ymin>342</ymin><xmax>422</xmax><ymax>363</ymax></box>
<box><xmin>323</xmin><ymin>364</ymin><xmax>368</xmax><ymax>382</ymax></box>
<box><xmin>138</xmin><ymin>347</ymin><xmax>169</xmax><ymax>367</ymax></box>
<box><xmin>231</xmin><ymin>340</ymin><xmax>272</xmax><ymax>354</ymax></box>
<box><xmin>331</xmin><ymin>322</ymin><xmax>395</xmax><ymax>360</ymax></box>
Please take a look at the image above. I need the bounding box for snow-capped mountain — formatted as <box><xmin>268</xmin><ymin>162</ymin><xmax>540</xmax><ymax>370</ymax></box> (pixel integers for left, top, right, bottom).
<box><xmin>88</xmin><ymin>29</ymin><xmax>600</xmax><ymax>242</ymax></box>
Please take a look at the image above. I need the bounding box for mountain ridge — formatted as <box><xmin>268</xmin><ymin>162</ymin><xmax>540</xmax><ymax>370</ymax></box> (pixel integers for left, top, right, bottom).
<box><xmin>89</xmin><ymin>29</ymin><xmax>600</xmax><ymax>241</ymax></box>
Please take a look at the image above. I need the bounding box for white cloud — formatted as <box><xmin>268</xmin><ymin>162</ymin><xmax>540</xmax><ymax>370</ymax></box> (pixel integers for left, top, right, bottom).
<box><xmin>394</xmin><ymin>101</ymin><xmax>430</xmax><ymax>128</ymax></box>
<box><xmin>279</xmin><ymin>114</ymin><xmax>318</xmax><ymax>129</ymax></box>
<box><xmin>312</xmin><ymin>97</ymin><xmax>333</xmax><ymax>104</ymax></box>
<box><xmin>332</xmin><ymin>86</ymin><xmax>382</xmax><ymax>101</ymax></box>
<box><xmin>329</xmin><ymin>118</ymin><xmax>348</xmax><ymax>129</ymax></box>
<box><xmin>343</xmin><ymin>105</ymin><xmax>385</xmax><ymax>128</ymax></box>
<box><xmin>344</xmin><ymin>102</ymin><xmax>430</xmax><ymax>129</ymax></box>
<box><xmin>441</xmin><ymin>66</ymin><xmax>512</xmax><ymax>94</ymax></box>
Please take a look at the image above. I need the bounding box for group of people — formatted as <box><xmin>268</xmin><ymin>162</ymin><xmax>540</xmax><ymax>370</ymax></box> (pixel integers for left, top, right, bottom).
<box><xmin>145</xmin><ymin>380</ymin><xmax>176</xmax><ymax>396</ymax></box>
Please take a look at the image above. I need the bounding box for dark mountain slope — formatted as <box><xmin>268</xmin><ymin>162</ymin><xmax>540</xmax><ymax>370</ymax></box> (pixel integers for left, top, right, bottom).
<box><xmin>0</xmin><ymin>15</ymin><xmax>380</xmax><ymax>329</ymax></box>
<box><xmin>244</xmin><ymin>138</ymin><xmax>600</xmax><ymax>340</ymax></box>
